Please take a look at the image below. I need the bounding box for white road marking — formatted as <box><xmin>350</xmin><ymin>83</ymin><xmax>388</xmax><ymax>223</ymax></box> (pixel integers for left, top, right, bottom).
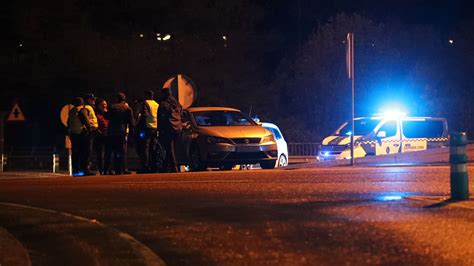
<box><xmin>406</xmin><ymin>196</ymin><xmax>474</xmax><ymax>210</ymax></box>
<box><xmin>0</xmin><ymin>202</ymin><xmax>166</xmax><ymax>266</ymax></box>
<box><xmin>113</xmin><ymin>180</ymin><xmax>252</xmax><ymax>184</ymax></box>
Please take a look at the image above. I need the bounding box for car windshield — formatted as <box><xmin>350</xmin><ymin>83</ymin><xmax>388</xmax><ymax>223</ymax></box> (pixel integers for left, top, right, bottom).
<box><xmin>336</xmin><ymin>118</ymin><xmax>381</xmax><ymax>136</ymax></box>
<box><xmin>191</xmin><ymin>110</ymin><xmax>255</xmax><ymax>126</ymax></box>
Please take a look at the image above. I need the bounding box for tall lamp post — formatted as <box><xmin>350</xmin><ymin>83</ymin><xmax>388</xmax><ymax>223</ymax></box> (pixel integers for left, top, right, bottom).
<box><xmin>346</xmin><ymin>33</ymin><xmax>355</xmax><ymax>166</ymax></box>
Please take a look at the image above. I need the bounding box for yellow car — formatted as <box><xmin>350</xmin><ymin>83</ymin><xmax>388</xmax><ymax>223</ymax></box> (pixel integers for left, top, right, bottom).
<box><xmin>175</xmin><ymin>107</ymin><xmax>278</xmax><ymax>171</ymax></box>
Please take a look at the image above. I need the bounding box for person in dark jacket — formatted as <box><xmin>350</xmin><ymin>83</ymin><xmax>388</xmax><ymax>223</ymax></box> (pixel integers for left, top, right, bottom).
<box><xmin>94</xmin><ymin>98</ymin><xmax>109</xmax><ymax>175</ymax></box>
<box><xmin>105</xmin><ymin>92</ymin><xmax>134</xmax><ymax>175</ymax></box>
<box><xmin>67</xmin><ymin>97</ymin><xmax>92</xmax><ymax>176</ymax></box>
<box><xmin>158</xmin><ymin>87</ymin><xmax>183</xmax><ymax>173</ymax></box>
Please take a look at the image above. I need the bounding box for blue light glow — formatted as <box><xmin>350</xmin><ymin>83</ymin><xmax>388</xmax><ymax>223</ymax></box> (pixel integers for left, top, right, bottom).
<box><xmin>360</xmin><ymin>78</ymin><xmax>425</xmax><ymax>116</ymax></box>
<box><xmin>139</xmin><ymin>131</ymin><xmax>146</xmax><ymax>139</ymax></box>
<box><xmin>345</xmin><ymin>131</ymin><xmax>352</xmax><ymax>136</ymax></box>
<box><xmin>376</xmin><ymin>195</ymin><xmax>403</xmax><ymax>201</ymax></box>
<box><xmin>375</xmin><ymin>105</ymin><xmax>408</xmax><ymax>119</ymax></box>
<box><xmin>73</xmin><ymin>171</ymin><xmax>85</xmax><ymax>177</ymax></box>
<box><xmin>324</xmin><ymin>151</ymin><xmax>330</xmax><ymax>156</ymax></box>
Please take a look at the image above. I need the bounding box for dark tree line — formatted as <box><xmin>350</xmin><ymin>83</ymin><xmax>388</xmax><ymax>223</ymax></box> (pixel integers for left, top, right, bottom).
<box><xmin>2</xmin><ymin>1</ymin><xmax>474</xmax><ymax>147</ymax></box>
<box><xmin>264</xmin><ymin>13</ymin><xmax>474</xmax><ymax>141</ymax></box>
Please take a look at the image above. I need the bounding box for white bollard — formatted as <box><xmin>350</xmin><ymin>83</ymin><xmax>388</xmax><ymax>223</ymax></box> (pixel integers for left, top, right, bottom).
<box><xmin>68</xmin><ymin>151</ymin><xmax>72</xmax><ymax>176</ymax></box>
<box><xmin>1</xmin><ymin>154</ymin><xmax>6</xmax><ymax>172</ymax></box>
<box><xmin>53</xmin><ymin>154</ymin><xmax>60</xmax><ymax>173</ymax></box>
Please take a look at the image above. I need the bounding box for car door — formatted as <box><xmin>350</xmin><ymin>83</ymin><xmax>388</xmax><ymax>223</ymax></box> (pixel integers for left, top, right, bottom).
<box><xmin>375</xmin><ymin>120</ymin><xmax>401</xmax><ymax>155</ymax></box>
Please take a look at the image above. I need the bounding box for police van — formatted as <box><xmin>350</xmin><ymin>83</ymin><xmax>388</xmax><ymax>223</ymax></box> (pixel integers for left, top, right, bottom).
<box><xmin>317</xmin><ymin>115</ymin><xmax>449</xmax><ymax>161</ymax></box>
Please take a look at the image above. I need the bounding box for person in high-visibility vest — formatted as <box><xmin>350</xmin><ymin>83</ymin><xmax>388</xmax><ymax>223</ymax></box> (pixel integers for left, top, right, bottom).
<box><xmin>83</xmin><ymin>93</ymin><xmax>99</xmax><ymax>174</ymax></box>
<box><xmin>135</xmin><ymin>90</ymin><xmax>159</xmax><ymax>173</ymax></box>
<box><xmin>67</xmin><ymin>97</ymin><xmax>92</xmax><ymax>176</ymax></box>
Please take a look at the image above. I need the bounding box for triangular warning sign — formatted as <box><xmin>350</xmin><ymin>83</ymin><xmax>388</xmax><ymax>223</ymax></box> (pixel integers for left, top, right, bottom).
<box><xmin>7</xmin><ymin>103</ymin><xmax>26</xmax><ymax>122</ymax></box>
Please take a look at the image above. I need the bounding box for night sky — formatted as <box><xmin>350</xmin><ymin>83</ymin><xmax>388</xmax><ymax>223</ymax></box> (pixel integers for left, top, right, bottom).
<box><xmin>2</xmin><ymin>1</ymin><xmax>472</xmax><ymax>46</ymax></box>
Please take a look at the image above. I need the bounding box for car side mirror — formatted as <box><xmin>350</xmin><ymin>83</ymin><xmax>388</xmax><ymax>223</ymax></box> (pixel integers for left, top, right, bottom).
<box><xmin>376</xmin><ymin>131</ymin><xmax>387</xmax><ymax>138</ymax></box>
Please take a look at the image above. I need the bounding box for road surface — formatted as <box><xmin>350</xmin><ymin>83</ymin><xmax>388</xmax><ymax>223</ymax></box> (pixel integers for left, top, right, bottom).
<box><xmin>0</xmin><ymin>166</ymin><xmax>473</xmax><ymax>265</ymax></box>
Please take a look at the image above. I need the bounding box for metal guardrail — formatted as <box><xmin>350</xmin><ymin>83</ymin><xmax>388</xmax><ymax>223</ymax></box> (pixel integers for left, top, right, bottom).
<box><xmin>288</xmin><ymin>143</ymin><xmax>320</xmax><ymax>156</ymax></box>
<box><xmin>1</xmin><ymin>144</ymin><xmax>322</xmax><ymax>171</ymax></box>
<box><xmin>2</xmin><ymin>146</ymin><xmax>62</xmax><ymax>171</ymax></box>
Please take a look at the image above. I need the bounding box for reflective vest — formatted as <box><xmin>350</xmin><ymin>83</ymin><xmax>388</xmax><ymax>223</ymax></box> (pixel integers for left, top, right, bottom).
<box><xmin>84</xmin><ymin>105</ymin><xmax>98</xmax><ymax>130</ymax></box>
<box><xmin>145</xmin><ymin>100</ymin><xmax>159</xmax><ymax>129</ymax></box>
<box><xmin>68</xmin><ymin>106</ymin><xmax>85</xmax><ymax>135</ymax></box>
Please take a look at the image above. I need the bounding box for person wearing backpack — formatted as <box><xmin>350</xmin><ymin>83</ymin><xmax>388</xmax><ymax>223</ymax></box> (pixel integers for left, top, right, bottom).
<box><xmin>67</xmin><ymin>97</ymin><xmax>92</xmax><ymax>176</ymax></box>
<box><xmin>157</xmin><ymin>87</ymin><xmax>183</xmax><ymax>173</ymax></box>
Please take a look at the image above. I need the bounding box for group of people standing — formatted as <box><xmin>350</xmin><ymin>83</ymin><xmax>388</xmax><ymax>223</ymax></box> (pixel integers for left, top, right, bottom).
<box><xmin>67</xmin><ymin>87</ymin><xmax>182</xmax><ymax>176</ymax></box>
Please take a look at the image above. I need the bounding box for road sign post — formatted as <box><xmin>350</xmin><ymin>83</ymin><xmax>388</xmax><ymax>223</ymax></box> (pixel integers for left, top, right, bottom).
<box><xmin>449</xmin><ymin>132</ymin><xmax>469</xmax><ymax>200</ymax></box>
<box><xmin>163</xmin><ymin>74</ymin><xmax>197</xmax><ymax>109</ymax></box>
<box><xmin>60</xmin><ymin>105</ymin><xmax>74</xmax><ymax>175</ymax></box>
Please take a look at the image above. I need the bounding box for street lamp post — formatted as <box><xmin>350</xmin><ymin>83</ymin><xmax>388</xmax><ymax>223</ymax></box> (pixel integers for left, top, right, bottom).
<box><xmin>346</xmin><ymin>33</ymin><xmax>355</xmax><ymax>166</ymax></box>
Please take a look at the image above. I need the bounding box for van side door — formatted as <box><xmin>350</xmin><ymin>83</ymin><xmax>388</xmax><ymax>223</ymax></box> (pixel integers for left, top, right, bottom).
<box><xmin>401</xmin><ymin>118</ymin><xmax>448</xmax><ymax>152</ymax></box>
<box><xmin>375</xmin><ymin>120</ymin><xmax>401</xmax><ymax>155</ymax></box>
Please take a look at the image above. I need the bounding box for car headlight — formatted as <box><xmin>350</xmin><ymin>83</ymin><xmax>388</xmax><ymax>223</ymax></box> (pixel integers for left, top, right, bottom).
<box><xmin>260</xmin><ymin>134</ymin><xmax>275</xmax><ymax>144</ymax></box>
<box><xmin>206</xmin><ymin>136</ymin><xmax>232</xmax><ymax>144</ymax></box>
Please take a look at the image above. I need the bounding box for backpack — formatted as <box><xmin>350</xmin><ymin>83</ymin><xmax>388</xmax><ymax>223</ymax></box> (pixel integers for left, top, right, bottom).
<box><xmin>169</xmin><ymin>99</ymin><xmax>183</xmax><ymax>133</ymax></box>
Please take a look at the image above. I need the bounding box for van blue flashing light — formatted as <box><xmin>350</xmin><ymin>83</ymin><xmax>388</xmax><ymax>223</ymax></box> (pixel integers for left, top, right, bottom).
<box><xmin>376</xmin><ymin>104</ymin><xmax>408</xmax><ymax>119</ymax></box>
<box><xmin>73</xmin><ymin>171</ymin><xmax>85</xmax><ymax>177</ymax></box>
<box><xmin>373</xmin><ymin>110</ymin><xmax>407</xmax><ymax>120</ymax></box>
<box><xmin>324</xmin><ymin>151</ymin><xmax>330</xmax><ymax>156</ymax></box>
<box><xmin>139</xmin><ymin>131</ymin><xmax>146</xmax><ymax>139</ymax></box>
<box><xmin>345</xmin><ymin>131</ymin><xmax>352</xmax><ymax>136</ymax></box>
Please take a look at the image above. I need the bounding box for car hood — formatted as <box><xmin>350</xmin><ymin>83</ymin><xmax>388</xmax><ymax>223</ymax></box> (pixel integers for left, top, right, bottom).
<box><xmin>196</xmin><ymin>126</ymin><xmax>271</xmax><ymax>138</ymax></box>
<box><xmin>322</xmin><ymin>135</ymin><xmax>363</xmax><ymax>145</ymax></box>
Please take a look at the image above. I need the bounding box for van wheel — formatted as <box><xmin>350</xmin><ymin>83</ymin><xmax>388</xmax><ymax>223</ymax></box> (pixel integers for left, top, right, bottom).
<box><xmin>188</xmin><ymin>146</ymin><xmax>207</xmax><ymax>171</ymax></box>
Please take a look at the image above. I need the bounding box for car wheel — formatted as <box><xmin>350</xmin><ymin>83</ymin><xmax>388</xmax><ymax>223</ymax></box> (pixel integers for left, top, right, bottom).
<box><xmin>188</xmin><ymin>146</ymin><xmax>207</xmax><ymax>171</ymax></box>
<box><xmin>277</xmin><ymin>154</ymin><xmax>288</xmax><ymax>167</ymax></box>
<box><xmin>219</xmin><ymin>164</ymin><xmax>234</xmax><ymax>171</ymax></box>
<box><xmin>260</xmin><ymin>160</ymin><xmax>276</xmax><ymax>169</ymax></box>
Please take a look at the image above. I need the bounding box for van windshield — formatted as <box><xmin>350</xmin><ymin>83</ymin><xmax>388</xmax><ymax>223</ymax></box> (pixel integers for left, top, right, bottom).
<box><xmin>336</xmin><ymin>119</ymin><xmax>381</xmax><ymax>136</ymax></box>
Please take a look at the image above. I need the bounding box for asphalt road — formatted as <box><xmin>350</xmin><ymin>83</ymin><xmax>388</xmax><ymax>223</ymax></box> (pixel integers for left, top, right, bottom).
<box><xmin>0</xmin><ymin>166</ymin><xmax>473</xmax><ymax>265</ymax></box>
